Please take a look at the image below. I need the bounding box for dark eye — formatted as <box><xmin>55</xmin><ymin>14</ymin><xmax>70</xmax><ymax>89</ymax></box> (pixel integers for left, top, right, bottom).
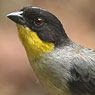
<box><xmin>34</xmin><ymin>17</ymin><xmax>43</xmax><ymax>25</ymax></box>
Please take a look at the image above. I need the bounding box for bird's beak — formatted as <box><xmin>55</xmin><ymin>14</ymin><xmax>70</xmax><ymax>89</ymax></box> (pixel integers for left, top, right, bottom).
<box><xmin>7</xmin><ymin>11</ymin><xmax>26</xmax><ymax>25</ymax></box>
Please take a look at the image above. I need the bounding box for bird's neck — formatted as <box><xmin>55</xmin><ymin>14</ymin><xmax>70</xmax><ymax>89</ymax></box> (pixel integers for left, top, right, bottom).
<box><xmin>17</xmin><ymin>24</ymin><xmax>54</xmax><ymax>61</ymax></box>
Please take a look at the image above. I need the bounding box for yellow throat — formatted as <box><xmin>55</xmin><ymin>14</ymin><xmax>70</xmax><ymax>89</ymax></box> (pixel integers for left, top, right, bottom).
<box><xmin>17</xmin><ymin>24</ymin><xmax>54</xmax><ymax>61</ymax></box>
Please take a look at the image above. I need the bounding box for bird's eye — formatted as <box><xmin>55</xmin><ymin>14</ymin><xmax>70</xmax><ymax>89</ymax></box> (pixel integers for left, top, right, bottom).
<box><xmin>34</xmin><ymin>17</ymin><xmax>43</xmax><ymax>26</ymax></box>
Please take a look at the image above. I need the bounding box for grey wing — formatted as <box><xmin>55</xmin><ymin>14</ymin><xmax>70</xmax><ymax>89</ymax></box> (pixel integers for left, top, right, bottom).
<box><xmin>68</xmin><ymin>56</ymin><xmax>95</xmax><ymax>95</ymax></box>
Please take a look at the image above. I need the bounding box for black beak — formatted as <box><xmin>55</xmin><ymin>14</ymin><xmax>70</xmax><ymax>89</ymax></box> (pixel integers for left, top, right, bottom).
<box><xmin>7</xmin><ymin>11</ymin><xmax>26</xmax><ymax>25</ymax></box>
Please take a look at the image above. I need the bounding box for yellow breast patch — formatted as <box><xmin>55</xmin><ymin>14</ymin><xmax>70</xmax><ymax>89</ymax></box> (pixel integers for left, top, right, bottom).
<box><xmin>17</xmin><ymin>24</ymin><xmax>54</xmax><ymax>61</ymax></box>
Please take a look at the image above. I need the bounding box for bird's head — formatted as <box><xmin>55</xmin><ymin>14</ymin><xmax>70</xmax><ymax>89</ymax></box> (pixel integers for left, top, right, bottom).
<box><xmin>7</xmin><ymin>6</ymin><xmax>68</xmax><ymax>60</ymax></box>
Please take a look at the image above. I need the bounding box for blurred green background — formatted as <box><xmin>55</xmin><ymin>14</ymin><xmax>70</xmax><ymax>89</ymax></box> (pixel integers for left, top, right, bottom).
<box><xmin>0</xmin><ymin>0</ymin><xmax>95</xmax><ymax>95</ymax></box>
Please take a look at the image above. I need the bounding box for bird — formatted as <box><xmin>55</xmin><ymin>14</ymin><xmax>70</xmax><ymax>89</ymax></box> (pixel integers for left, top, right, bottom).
<box><xmin>7</xmin><ymin>6</ymin><xmax>95</xmax><ymax>95</ymax></box>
